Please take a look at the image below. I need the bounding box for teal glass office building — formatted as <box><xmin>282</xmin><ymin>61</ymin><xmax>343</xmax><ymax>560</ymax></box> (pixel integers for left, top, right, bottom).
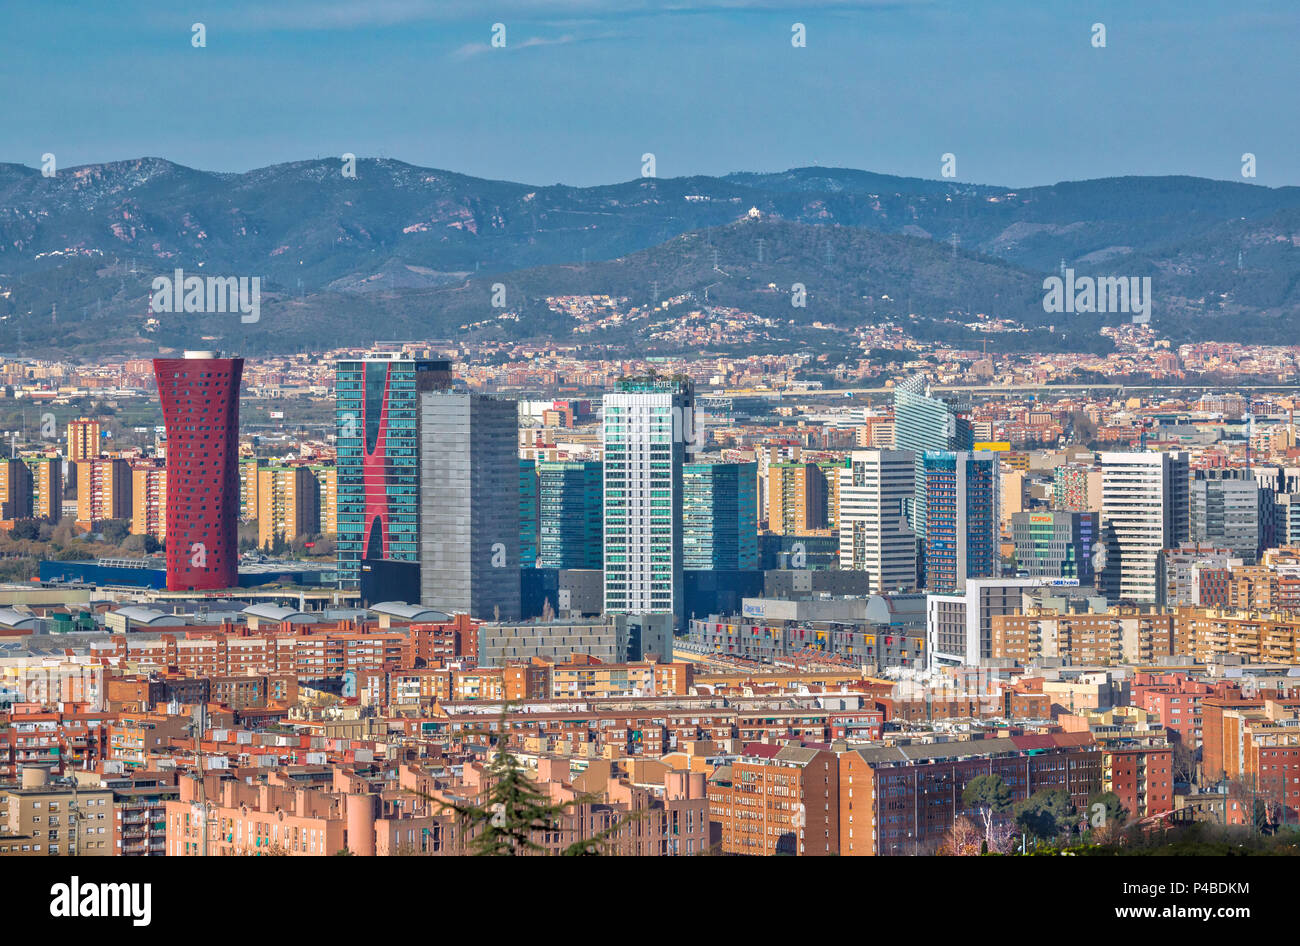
<box><xmin>335</xmin><ymin>356</ymin><xmax>449</xmax><ymax>590</ymax></box>
<box><xmin>683</xmin><ymin>461</ymin><xmax>758</xmax><ymax>571</ymax></box>
<box><xmin>537</xmin><ymin>460</ymin><xmax>603</xmax><ymax>569</ymax></box>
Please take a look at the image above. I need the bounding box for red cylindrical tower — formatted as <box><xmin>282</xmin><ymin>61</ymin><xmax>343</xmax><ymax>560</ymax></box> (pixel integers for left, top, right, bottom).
<box><xmin>154</xmin><ymin>350</ymin><xmax>244</xmax><ymax>591</ymax></box>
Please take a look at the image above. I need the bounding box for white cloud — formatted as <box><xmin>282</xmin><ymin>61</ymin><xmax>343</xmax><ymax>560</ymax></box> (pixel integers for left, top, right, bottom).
<box><xmin>237</xmin><ymin>0</ymin><xmax>924</xmax><ymax>32</ymax></box>
<box><xmin>451</xmin><ymin>33</ymin><xmax>581</xmax><ymax>60</ymax></box>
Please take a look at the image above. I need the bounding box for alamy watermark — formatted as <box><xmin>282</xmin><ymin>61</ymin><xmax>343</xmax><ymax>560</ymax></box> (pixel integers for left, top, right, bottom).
<box><xmin>1042</xmin><ymin>268</ymin><xmax>1150</xmax><ymax>324</ymax></box>
<box><xmin>150</xmin><ymin>269</ymin><xmax>260</xmax><ymax>323</ymax></box>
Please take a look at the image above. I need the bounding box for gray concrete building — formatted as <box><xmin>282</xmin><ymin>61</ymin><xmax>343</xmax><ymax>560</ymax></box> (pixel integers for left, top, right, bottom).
<box><xmin>418</xmin><ymin>391</ymin><xmax>521</xmax><ymax>620</ymax></box>
<box><xmin>477</xmin><ymin>614</ymin><xmax>671</xmax><ymax>666</ymax></box>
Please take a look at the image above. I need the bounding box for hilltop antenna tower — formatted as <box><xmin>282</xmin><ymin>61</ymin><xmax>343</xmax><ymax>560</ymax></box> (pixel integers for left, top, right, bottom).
<box><xmin>949</xmin><ymin>231</ymin><xmax>960</xmax><ymax>258</ymax></box>
<box><xmin>756</xmin><ymin>238</ymin><xmax>766</xmax><ymax>263</ymax></box>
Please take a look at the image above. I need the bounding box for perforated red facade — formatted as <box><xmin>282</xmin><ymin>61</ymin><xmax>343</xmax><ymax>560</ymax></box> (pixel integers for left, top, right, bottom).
<box><xmin>154</xmin><ymin>352</ymin><xmax>244</xmax><ymax>591</ymax></box>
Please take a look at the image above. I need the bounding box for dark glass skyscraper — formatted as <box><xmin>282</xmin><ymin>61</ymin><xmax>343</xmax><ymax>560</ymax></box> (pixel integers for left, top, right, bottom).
<box><xmin>154</xmin><ymin>351</ymin><xmax>243</xmax><ymax>591</ymax></box>
<box><xmin>335</xmin><ymin>355</ymin><xmax>450</xmax><ymax>590</ymax></box>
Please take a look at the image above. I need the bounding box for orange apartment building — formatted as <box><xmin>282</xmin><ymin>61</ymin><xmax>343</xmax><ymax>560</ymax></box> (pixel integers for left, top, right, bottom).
<box><xmin>239</xmin><ymin>458</ymin><xmax>264</xmax><ymax>521</ymax></box>
<box><xmin>1176</xmin><ymin>609</ymin><xmax>1300</xmax><ymax>663</ymax></box>
<box><xmin>548</xmin><ymin>656</ymin><xmax>695</xmax><ymax>700</ymax></box>
<box><xmin>855</xmin><ymin>415</ymin><xmax>894</xmax><ymax>449</ymax></box>
<box><xmin>0</xmin><ymin>458</ymin><xmax>32</xmax><ymax>522</ymax></box>
<box><xmin>166</xmin><ymin>771</ymin><xmax>454</xmax><ymax>856</ymax></box>
<box><xmin>405</xmin><ymin>615</ymin><xmax>479</xmax><ymax>665</ymax></box>
<box><xmin>767</xmin><ymin>462</ymin><xmax>829</xmax><ymax>534</ymax></box>
<box><xmin>67</xmin><ymin>417</ymin><xmax>101</xmax><ymax>463</ymax></box>
<box><xmin>310</xmin><ymin>464</ymin><xmax>337</xmax><ymax>535</ymax></box>
<box><xmin>1201</xmin><ymin>698</ymin><xmax>1300</xmax><ymax>822</ymax></box>
<box><xmin>991</xmin><ymin>609</ymin><xmax>1175</xmax><ymax>665</ymax></box>
<box><xmin>75</xmin><ymin>457</ymin><xmax>132</xmax><ymax>527</ymax></box>
<box><xmin>24</xmin><ymin>455</ymin><xmax>62</xmax><ymax>520</ymax></box>
<box><xmin>1203</xmin><ymin>696</ymin><xmax>1300</xmax><ymax>781</ymax></box>
<box><xmin>1130</xmin><ymin>671</ymin><xmax>1240</xmax><ymax>747</ymax></box>
<box><xmin>709</xmin><ymin>742</ymin><xmax>840</xmax><ymax>856</ymax></box>
<box><xmin>91</xmin><ymin>625</ymin><xmax>417</xmax><ymax>681</ymax></box>
<box><xmin>503</xmin><ymin>661</ymin><xmax>553</xmax><ymax>701</ymax></box>
<box><xmin>257</xmin><ymin>463</ymin><xmax>321</xmax><ymax>547</ymax></box>
<box><xmin>109</xmin><ymin>711</ymin><xmax>192</xmax><ymax>769</ymax></box>
<box><xmin>0</xmin><ymin>702</ymin><xmax>113</xmax><ymax>778</ymax></box>
<box><xmin>387</xmin><ymin>667</ymin><xmax>454</xmax><ymax>707</ymax></box>
<box><xmin>131</xmin><ymin>462</ymin><xmax>167</xmax><ymax>540</ymax></box>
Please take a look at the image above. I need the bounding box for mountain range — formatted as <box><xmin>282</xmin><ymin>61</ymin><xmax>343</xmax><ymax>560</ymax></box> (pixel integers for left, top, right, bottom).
<box><xmin>2</xmin><ymin>157</ymin><xmax>1300</xmax><ymax>357</ymax></box>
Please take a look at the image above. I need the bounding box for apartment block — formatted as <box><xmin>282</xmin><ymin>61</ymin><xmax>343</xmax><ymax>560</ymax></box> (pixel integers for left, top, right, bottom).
<box><xmin>0</xmin><ymin>458</ymin><xmax>33</xmax><ymax>521</ymax></box>
<box><xmin>240</xmin><ymin>458</ymin><xmax>264</xmax><ymax>522</ymax></box>
<box><xmin>24</xmin><ymin>455</ymin><xmax>62</xmax><ymax>521</ymax></box>
<box><xmin>310</xmin><ymin>464</ymin><xmax>338</xmax><ymax>535</ymax></box>
<box><xmin>0</xmin><ymin>768</ymin><xmax>116</xmax><ymax>857</ymax></box>
<box><xmin>1102</xmin><ymin>746</ymin><xmax>1174</xmax><ymax>820</ymax></box>
<box><xmin>991</xmin><ymin>609</ymin><xmax>1175</xmax><ymax>665</ymax></box>
<box><xmin>75</xmin><ymin>457</ymin><xmax>132</xmax><ymax>526</ymax></box>
<box><xmin>257</xmin><ymin>464</ymin><xmax>321</xmax><ymax>547</ymax></box>
<box><xmin>838</xmin><ymin>735</ymin><xmax>1100</xmax><ymax>855</ymax></box>
<box><xmin>709</xmin><ymin>742</ymin><xmax>840</xmax><ymax>856</ymax></box>
<box><xmin>130</xmin><ymin>462</ymin><xmax>167</xmax><ymax>540</ymax></box>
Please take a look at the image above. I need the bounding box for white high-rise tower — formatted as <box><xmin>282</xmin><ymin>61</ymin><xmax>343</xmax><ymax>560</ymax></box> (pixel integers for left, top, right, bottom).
<box><xmin>602</xmin><ymin>376</ymin><xmax>694</xmax><ymax>631</ymax></box>
<box><xmin>1100</xmin><ymin>451</ymin><xmax>1189</xmax><ymax>603</ymax></box>
<box><xmin>839</xmin><ymin>449</ymin><xmax>918</xmax><ymax>593</ymax></box>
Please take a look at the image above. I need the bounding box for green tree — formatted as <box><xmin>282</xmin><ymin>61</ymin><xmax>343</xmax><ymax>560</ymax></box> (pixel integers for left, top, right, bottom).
<box><xmin>98</xmin><ymin>519</ymin><xmax>131</xmax><ymax>545</ymax></box>
<box><xmin>8</xmin><ymin>521</ymin><xmax>39</xmax><ymax>541</ymax></box>
<box><xmin>963</xmin><ymin>774</ymin><xmax>1013</xmax><ymax>844</ymax></box>
<box><xmin>437</xmin><ymin>713</ymin><xmax>636</xmax><ymax>856</ymax></box>
<box><xmin>1085</xmin><ymin>791</ymin><xmax>1128</xmax><ymax>834</ymax></box>
<box><xmin>1014</xmin><ymin>788</ymin><xmax>1076</xmax><ymax>842</ymax></box>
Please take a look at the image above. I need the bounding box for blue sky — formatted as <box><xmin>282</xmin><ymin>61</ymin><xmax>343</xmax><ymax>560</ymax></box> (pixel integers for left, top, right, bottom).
<box><xmin>2</xmin><ymin>0</ymin><xmax>1297</xmax><ymax>187</ymax></box>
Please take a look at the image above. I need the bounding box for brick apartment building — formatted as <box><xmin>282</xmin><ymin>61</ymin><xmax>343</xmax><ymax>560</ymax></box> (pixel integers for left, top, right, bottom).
<box><xmin>1202</xmin><ymin>697</ymin><xmax>1300</xmax><ymax>821</ymax></box>
<box><xmin>838</xmin><ymin>734</ymin><xmax>1100</xmax><ymax>855</ymax></box>
<box><xmin>1102</xmin><ymin>746</ymin><xmax>1174</xmax><ymax>820</ymax></box>
<box><xmin>709</xmin><ymin>742</ymin><xmax>840</xmax><ymax>856</ymax></box>
<box><xmin>1130</xmin><ymin>671</ymin><xmax>1240</xmax><ymax>747</ymax></box>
